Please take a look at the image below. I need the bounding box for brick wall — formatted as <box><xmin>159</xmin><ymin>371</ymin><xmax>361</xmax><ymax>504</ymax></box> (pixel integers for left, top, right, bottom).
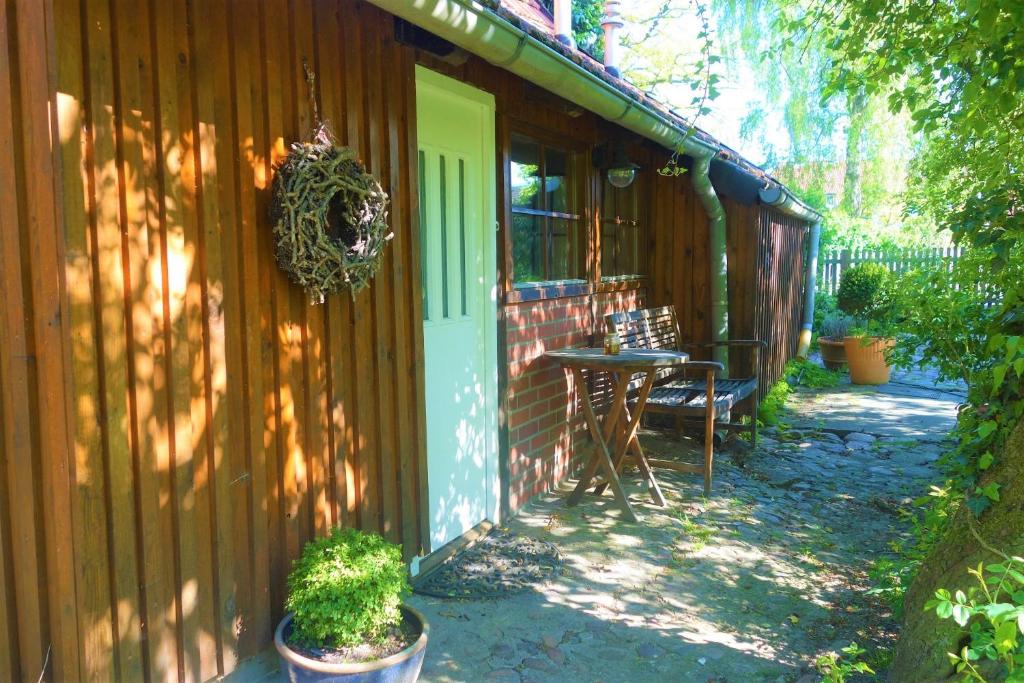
<box><xmin>504</xmin><ymin>287</ymin><xmax>647</xmax><ymax>510</ymax></box>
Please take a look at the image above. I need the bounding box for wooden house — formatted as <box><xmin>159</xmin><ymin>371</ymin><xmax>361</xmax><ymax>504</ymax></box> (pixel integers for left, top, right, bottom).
<box><xmin>0</xmin><ymin>0</ymin><xmax>820</xmax><ymax>679</ymax></box>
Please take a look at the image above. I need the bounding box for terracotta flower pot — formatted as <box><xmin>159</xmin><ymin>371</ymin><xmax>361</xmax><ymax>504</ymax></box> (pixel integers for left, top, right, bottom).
<box><xmin>818</xmin><ymin>336</ymin><xmax>848</xmax><ymax>370</ymax></box>
<box><xmin>843</xmin><ymin>336</ymin><xmax>895</xmax><ymax>385</ymax></box>
<box><xmin>275</xmin><ymin>605</ymin><xmax>429</xmax><ymax>683</ymax></box>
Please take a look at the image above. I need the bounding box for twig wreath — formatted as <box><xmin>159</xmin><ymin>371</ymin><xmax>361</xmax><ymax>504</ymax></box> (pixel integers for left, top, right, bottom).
<box><xmin>270</xmin><ymin>64</ymin><xmax>392</xmax><ymax>303</ymax></box>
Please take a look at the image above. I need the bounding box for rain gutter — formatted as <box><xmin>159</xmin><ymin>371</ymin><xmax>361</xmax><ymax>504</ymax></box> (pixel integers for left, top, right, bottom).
<box><xmin>374</xmin><ymin>0</ymin><xmax>798</xmax><ymax>369</ymax></box>
<box><xmin>372</xmin><ymin>0</ymin><xmax>718</xmax><ymax>158</ymax></box>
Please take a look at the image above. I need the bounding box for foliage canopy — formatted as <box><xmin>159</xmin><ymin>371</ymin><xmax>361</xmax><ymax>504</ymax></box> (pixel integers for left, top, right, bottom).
<box><xmin>774</xmin><ymin>2</ymin><xmax>1024</xmax><ymax>676</ymax></box>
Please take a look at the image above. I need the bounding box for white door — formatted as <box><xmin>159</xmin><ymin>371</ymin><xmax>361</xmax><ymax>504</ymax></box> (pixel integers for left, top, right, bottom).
<box><xmin>416</xmin><ymin>67</ymin><xmax>499</xmax><ymax>552</ymax></box>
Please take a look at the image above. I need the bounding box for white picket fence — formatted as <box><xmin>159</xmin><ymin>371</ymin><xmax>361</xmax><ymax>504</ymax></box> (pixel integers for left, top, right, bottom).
<box><xmin>817</xmin><ymin>246</ymin><xmax>964</xmax><ymax>295</ymax></box>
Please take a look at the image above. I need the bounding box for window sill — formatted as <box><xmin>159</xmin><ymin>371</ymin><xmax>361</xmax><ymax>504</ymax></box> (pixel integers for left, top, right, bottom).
<box><xmin>599</xmin><ymin>275</ymin><xmax>647</xmax><ymax>291</ymax></box>
<box><xmin>504</xmin><ymin>277</ymin><xmax>646</xmax><ymax>304</ymax></box>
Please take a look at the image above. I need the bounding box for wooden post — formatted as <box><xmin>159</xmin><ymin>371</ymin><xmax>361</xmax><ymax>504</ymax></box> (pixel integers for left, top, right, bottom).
<box><xmin>839</xmin><ymin>248</ymin><xmax>851</xmax><ymax>289</ymax></box>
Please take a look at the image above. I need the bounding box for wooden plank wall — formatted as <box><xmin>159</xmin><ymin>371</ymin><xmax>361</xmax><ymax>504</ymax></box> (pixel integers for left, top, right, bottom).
<box><xmin>727</xmin><ymin>202</ymin><xmax>809</xmax><ymax>398</ymax></box>
<box><xmin>0</xmin><ymin>0</ymin><xmax>427</xmax><ymax>680</ymax></box>
<box><xmin>648</xmin><ymin>157</ymin><xmax>713</xmax><ymax>355</ymax></box>
<box><xmin>652</xmin><ymin>192</ymin><xmax>808</xmax><ymax>396</ymax></box>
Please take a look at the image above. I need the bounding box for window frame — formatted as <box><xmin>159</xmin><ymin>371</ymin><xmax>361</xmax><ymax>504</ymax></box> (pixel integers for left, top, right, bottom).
<box><xmin>598</xmin><ymin>171</ymin><xmax>648</xmax><ymax>281</ymax></box>
<box><xmin>507</xmin><ymin>129</ymin><xmax>588</xmax><ymax>288</ymax></box>
<box><xmin>500</xmin><ymin>124</ymin><xmax>649</xmax><ymax>304</ymax></box>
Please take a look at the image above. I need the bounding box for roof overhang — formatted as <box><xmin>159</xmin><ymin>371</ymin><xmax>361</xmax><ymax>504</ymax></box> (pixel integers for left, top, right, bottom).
<box><xmin>369</xmin><ymin>0</ymin><xmax>822</xmax><ymax>223</ymax></box>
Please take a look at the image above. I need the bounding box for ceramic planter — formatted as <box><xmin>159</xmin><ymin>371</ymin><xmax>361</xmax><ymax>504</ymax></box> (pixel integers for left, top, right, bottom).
<box><xmin>817</xmin><ymin>336</ymin><xmax>848</xmax><ymax>370</ymax></box>
<box><xmin>843</xmin><ymin>336</ymin><xmax>895</xmax><ymax>385</ymax></box>
<box><xmin>275</xmin><ymin>605</ymin><xmax>429</xmax><ymax>683</ymax></box>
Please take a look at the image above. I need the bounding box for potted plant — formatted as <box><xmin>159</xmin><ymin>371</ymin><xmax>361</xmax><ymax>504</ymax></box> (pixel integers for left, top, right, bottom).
<box><xmin>837</xmin><ymin>262</ymin><xmax>897</xmax><ymax>385</ymax></box>
<box><xmin>275</xmin><ymin>528</ymin><xmax>429</xmax><ymax>682</ymax></box>
<box><xmin>817</xmin><ymin>313</ymin><xmax>854</xmax><ymax>370</ymax></box>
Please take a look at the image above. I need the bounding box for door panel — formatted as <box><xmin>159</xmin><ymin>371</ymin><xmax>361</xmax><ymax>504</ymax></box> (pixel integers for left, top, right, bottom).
<box><xmin>416</xmin><ymin>67</ymin><xmax>498</xmax><ymax>552</ymax></box>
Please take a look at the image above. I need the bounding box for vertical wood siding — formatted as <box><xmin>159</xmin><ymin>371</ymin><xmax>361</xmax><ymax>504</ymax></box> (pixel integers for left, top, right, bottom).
<box><xmin>0</xmin><ymin>2</ymin><xmax>812</xmax><ymax>679</ymax></box>
<box><xmin>726</xmin><ymin>201</ymin><xmax>809</xmax><ymax>396</ymax></box>
<box><xmin>752</xmin><ymin>206</ymin><xmax>808</xmax><ymax>397</ymax></box>
<box><xmin>651</xmin><ymin>189</ymin><xmax>808</xmax><ymax>393</ymax></box>
<box><xmin>0</xmin><ymin>1</ymin><xmax>426</xmax><ymax>679</ymax></box>
<box><xmin>648</xmin><ymin>159</ymin><xmax>713</xmax><ymax>354</ymax></box>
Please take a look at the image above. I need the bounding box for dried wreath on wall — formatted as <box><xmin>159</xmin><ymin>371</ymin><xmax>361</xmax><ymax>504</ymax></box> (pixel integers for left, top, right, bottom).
<box><xmin>270</xmin><ymin>67</ymin><xmax>392</xmax><ymax>303</ymax></box>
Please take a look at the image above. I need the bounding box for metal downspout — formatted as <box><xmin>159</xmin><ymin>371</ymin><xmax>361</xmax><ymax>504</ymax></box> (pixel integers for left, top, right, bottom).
<box><xmin>691</xmin><ymin>154</ymin><xmax>729</xmax><ymax>372</ymax></box>
<box><xmin>796</xmin><ymin>220</ymin><xmax>822</xmax><ymax>358</ymax></box>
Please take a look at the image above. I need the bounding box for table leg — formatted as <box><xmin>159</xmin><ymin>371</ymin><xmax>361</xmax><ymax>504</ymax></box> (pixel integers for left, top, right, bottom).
<box><xmin>595</xmin><ymin>371</ymin><xmax>667</xmax><ymax>507</ymax></box>
<box><xmin>565</xmin><ymin>368</ymin><xmax>637</xmax><ymax>522</ymax></box>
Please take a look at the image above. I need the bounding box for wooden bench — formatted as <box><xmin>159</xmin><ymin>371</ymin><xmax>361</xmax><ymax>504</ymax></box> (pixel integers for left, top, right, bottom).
<box><xmin>605</xmin><ymin>306</ymin><xmax>764</xmax><ymax>495</ymax></box>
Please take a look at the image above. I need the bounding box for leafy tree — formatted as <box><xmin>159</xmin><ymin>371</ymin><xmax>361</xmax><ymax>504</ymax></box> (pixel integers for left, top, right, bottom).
<box><xmin>537</xmin><ymin>0</ymin><xmax>604</xmax><ymax>58</ymax></box>
<box><xmin>713</xmin><ymin>0</ymin><xmax>926</xmax><ymax>249</ymax></box>
<box><xmin>611</xmin><ymin>0</ymin><xmax>721</xmax><ymax>130</ymax></box>
<box><xmin>779</xmin><ymin>0</ymin><xmax>1024</xmax><ymax>677</ymax></box>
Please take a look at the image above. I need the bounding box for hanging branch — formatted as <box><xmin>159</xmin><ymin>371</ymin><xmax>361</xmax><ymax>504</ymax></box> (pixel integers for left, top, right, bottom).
<box><xmin>654</xmin><ymin>0</ymin><xmax>719</xmax><ymax>178</ymax></box>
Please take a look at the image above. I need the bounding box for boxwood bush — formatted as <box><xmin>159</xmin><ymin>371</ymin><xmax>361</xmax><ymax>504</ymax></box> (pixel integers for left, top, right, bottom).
<box><xmin>285</xmin><ymin>527</ymin><xmax>409</xmax><ymax>648</ymax></box>
<box><xmin>837</xmin><ymin>262</ymin><xmax>895</xmax><ymax>321</ymax></box>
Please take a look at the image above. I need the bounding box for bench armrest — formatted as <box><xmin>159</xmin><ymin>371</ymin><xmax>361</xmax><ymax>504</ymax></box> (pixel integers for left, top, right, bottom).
<box><xmin>684</xmin><ymin>361</ymin><xmax>725</xmax><ymax>372</ymax></box>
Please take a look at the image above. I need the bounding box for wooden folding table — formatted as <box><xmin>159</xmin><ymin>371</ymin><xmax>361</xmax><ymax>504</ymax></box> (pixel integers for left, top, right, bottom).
<box><xmin>545</xmin><ymin>347</ymin><xmax>689</xmax><ymax>522</ymax></box>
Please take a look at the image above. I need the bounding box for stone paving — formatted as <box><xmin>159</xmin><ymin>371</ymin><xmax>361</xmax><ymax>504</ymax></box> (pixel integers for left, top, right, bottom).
<box><xmin>408</xmin><ymin>364</ymin><xmax>962</xmax><ymax>682</ymax></box>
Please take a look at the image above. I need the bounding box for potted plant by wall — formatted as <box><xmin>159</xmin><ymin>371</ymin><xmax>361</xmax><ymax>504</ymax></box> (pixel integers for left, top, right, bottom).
<box><xmin>837</xmin><ymin>262</ymin><xmax>897</xmax><ymax>385</ymax></box>
<box><xmin>275</xmin><ymin>528</ymin><xmax>428</xmax><ymax>682</ymax></box>
<box><xmin>817</xmin><ymin>313</ymin><xmax>854</xmax><ymax>370</ymax></box>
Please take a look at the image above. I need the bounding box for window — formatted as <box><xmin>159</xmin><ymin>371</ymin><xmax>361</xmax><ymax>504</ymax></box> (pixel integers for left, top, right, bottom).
<box><xmin>510</xmin><ymin>134</ymin><xmax>584</xmax><ymax>284</ymax></box>
<box><xmin>600</xmin><ymin>176</ymin><xmax>646</xmax><ymax>278</ymax></box>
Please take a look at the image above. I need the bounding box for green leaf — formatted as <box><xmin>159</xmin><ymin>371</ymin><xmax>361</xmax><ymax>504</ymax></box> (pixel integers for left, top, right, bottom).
<box><xmin>979</xmin><ymin>451</ymin><xmax>995</xmax><ymax>470</ymax></box>
<box><xmin>993</xmin><ymin>364</ymin><xmax>1008</xmax><ymax>391</ymax></box>
<box><xmin>995</xmin><ymin>619</ymin><xmax>1018</xmax><ymax>653</ymax></box>
<box><xmin>981</xmin><ymin>602</ymin><xmax>1016</xmax><ymax>620</ymax></box>
<box><xmin>980</xmin><ymin>482</ymin><xmax>1001</xmax><ymax>502</ymax></box>
<box><xmin>978</xmin><ymin>420</ymin><xmax>998</xmax><ymax>439</ymax></box>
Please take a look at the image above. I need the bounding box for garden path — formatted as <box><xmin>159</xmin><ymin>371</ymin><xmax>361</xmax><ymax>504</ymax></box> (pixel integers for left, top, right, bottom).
<box><xmin>409</xmin><ymin>363</ymin><xmax>962</xmax><ymax>682</ymax></box>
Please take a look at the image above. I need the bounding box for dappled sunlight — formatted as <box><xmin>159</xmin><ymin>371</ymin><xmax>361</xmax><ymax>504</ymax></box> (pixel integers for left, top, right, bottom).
<box><xmin>6</xmin><ymin>0</ymin><xmax>440</xmax><ymax>678</ymax></box>
<box><xmin>426</xmin><ymin>351</ymin><xmax>491</xmax><ymax>548</ymax></box>
<box><xmin>414</xmin><ymin>397</ymin><xmax>949</xmax><ymax>679</ymax></box>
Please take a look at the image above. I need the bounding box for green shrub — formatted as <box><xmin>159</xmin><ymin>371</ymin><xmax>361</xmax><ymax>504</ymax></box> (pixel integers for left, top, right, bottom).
<box><xmin>926</xmin><ymin>556</ymin><xmax>1024</xmax><ymax>680</ymax></box>
<box><xmin>814</xmin><ymin>291</ymin><xmax>839</xmax><ymax>331</ymax></box>
<box><xmin>758</xmin><ymin>376</ymin><xmax>793</xmax><ymax>426</ymax></box>
<box><xmin>820</xmin><ymin>313</ymin><xmax>854</xmax><ymax>339</ymax></box>
<box><xmin>787</xmin><ymin>358</ymin><xmax>843</xmax><ymax>389</ymax></box>
<box><xmin>837</xmin><ymin>262</ymin><xmax>894</xmax><ymax>320</ymax></box>
<box><xmin>285</xmin><ymin>527</ymin><xmax>409</xmax><ymax>648</ymax></box>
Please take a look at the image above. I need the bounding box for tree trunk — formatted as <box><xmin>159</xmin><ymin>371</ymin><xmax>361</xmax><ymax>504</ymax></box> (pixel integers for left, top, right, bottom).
<box><xmin>843</xmin><ymin>88</ymin><xmax>867</xmax><ymax>217</ymax></box>
<box><xmin>889</xmin><ymin>416</ymin><xmax>1024</xmax><ymax>681</ymax></box>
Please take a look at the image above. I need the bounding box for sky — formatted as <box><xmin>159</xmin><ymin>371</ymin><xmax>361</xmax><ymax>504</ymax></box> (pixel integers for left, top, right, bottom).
<box><xmin>618</xmin><ymin>0</ymin><xmax>795</xmax><ymax>168</ymax></box>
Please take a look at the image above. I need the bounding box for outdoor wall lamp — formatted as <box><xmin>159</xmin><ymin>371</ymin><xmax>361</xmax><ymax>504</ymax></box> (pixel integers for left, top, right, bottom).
<box><xmin>595</xmin><ymin>142</ymin><xmax>641</xmax><ymax>189</ymax></box>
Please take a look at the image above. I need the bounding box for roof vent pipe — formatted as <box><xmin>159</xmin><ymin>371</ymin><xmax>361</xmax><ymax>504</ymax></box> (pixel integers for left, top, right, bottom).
<box><xmin>553</xmin><ymin>0</ymin><xmax>575</xmax><ymax>48</ymax></box>
<box><xmin>602</xmin><ymin>0</ymin><xmax>624</xmax><ymax>77</ymax></box>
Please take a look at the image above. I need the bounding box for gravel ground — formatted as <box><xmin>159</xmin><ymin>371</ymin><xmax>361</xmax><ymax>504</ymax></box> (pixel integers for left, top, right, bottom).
<box><xmin>409</xmin><ymin>364</ymin><xmax>959</xmax><ymax>683</ymax></box>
